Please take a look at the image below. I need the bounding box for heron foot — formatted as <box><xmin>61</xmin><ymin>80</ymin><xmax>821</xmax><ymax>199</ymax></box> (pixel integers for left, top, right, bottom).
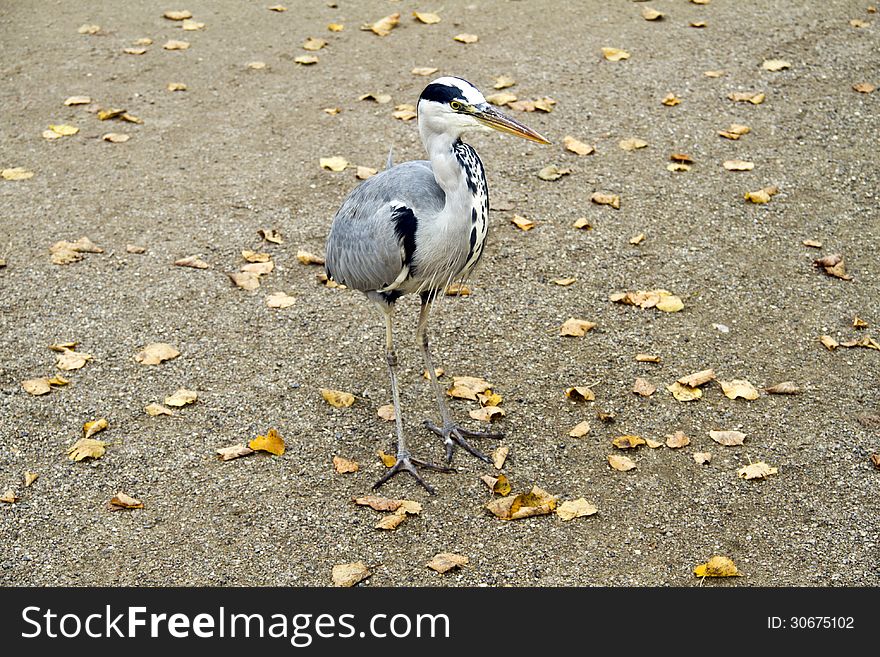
<box><xmin>372</xmin><ymin>451</ymin><xmax>455</xmax><ymax>495</ymax></box>
<box><xmin>424</xmin><ymin>420</ymin><xmax>503</xmax><ymax>464</ymax></box>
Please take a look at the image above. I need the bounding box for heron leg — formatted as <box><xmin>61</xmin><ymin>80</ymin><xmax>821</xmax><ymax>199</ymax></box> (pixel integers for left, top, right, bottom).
<box><xmin>372</xmin><ymin>303</ymin><xmax>454</xmax><ymax>494</ymax></box>
<box><xmin>417</xmin><ymin>295</ymin><xmax>503</xmax><ymax>464</ymax></box>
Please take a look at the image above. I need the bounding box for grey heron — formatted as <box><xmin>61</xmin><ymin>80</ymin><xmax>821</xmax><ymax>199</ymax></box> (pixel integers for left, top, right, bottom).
<box><xmin>325</xmin><ymin>77</ymin><xmax>550</xmax><ymax>493</ymax></box>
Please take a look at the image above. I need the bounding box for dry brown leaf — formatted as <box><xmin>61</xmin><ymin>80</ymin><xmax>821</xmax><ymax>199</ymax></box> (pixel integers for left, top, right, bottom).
<box><xmin>332</xmin><ymin>562</ymin><xmax>370</xmax><ymax>587</ymax></box>
<box><xmin>47</xmin><ymin>124</ymin><xmax>79</xmax><ymax>137</ymax></box>
<box><xmin>839</xmin><ymin>335</ymin><xmax>880</xmax><ymax>351</ymax></box>
<box><xmin>492</xmin><ymin>446</ymin><xmax>509</xmax><ymax>469</ymax></box>
<box><xmin>361</xmin><ymin>12</ymin><xmax>400</xmax><ymax>37</ymax></box>
<box><xmin>22</xmin><ymin>378</ymin><xmax>51</xmax><ymax>396</ymax></box>
<box><xmin>123</xmin><ymin>47</ymin><xmax>148</xmax><ymax>55</ymax></box>
<box><xmin>83</xmin><ymin>417</ymin><xmax>108</xmax><ymax>439</ymax></box>
<box><xmin>164</xmin><ymin>388</ymin><xmax>197</xmax><ymax>407</ymax></box>
<box><xmin>665</xmin><ymin>431</ymin><xmax>691</xmax><ymax>448</ymax></box>
<box><xmin>678</xmin><ymin>369</ymin><xmax>716</xmax><ymax>387</ymax></box>
<box><xmin>719</xmin><ymin>123</ymin><xmax>751</xmax><ymax>140</ymax></box>
<box><xmin>174</xmin><ymin>255</ymin><xmax>209</xmax><ymax>269</ymax></box>
<box><xmin>602</xmin><ymin>47</ymin><xmax>630</xmax><ymax>61</ymax></box>
<box><xmin>320</xmin><ymin>156</ymin><xmax>348</xmax><ymax>172</ymax></box>
<box><xmin>738</xmin><ymin>461</ymin><xmax>778</xmax><ymax>480</ymax></box>
<box><xmin>97</xmin><ymin>108</ymin><xmax>125</xmax><ymax>121</ymax></box>
<box><xmin>102</xmin><ymin>133</ymin><xmax>130</xmax><ymax>143</ymax></box>
<box><xmin>723</xmin><ymin>159</ymin><xmax>755</xmax><ymax>171</ymax></box>
<box><xmin>871</xmin><ymin>454</ymin><xmax>880</xmax><ymax>470</ymax></box>
<box><xmin>377</xmin><ymin>404</ymin><xmax>395</xmax><ymax>421</ymax></box>
<box><xmin>108</xmin><ymin>492</ymin><xmax>144</xmax><ymax>510</ymax></box>
<box><xmin>853</xmin><ymin>316</ymin><xmax>869</xmax><ymax>328</ymax></box>
<box><xmin>427</xmin><ymin>552</ymin><xmax>468</xmax><ymax>573</ymax></box>
<box><xmin>469</xmin><ymin>406</ymin><xmax>505</xmax><ymax>422</ymax></box>
<box><xmin>538</xmin><ymin>165</ymin><xmax>572</xmax><ymax>181</ymax></box>
<box><xmin>762</xmin><ymin>59</ymin><xmax>791</xmax><ymax>72</ymax></box>
<box><xmin>454</xmin><ymin>33</ymin><xmax>479</xmax><ymax>44</ymax></box>
<box><xmin>565</xmin><ymin>386</ymin><xmax>595</xmax><ymax>402</ymax></box>
<box><xmin>215</xmin><ymin>444</ymin><xmax>253</xmax><ymax>461</ymax></box>
<box><xmin>241</xmin><ymin>250</ymin><xmax>270</xmax><ymax>263</ymax></box>
<box><xmin>163</xmin><ymin>10</ymin><xmax>192</xmax><ymax>20</ymax></box>
<box><xmin>641</xmin><ymin>7</ymin><xmax>664</xmax><ymax>20</ymax></box>
<box><xmin>2</xmin><ymin>167</ymin><xmax>35</xmax><ymax>181</ymax></box>
<box><xmin>612</xmin><ymin>435</ymin><xmax>646</xmax><ymax>450</ymax></box>
<box><xmin>764</xmin><ymin>381</ymin><xmax>801</xmax><ymax>395</ymax></box>
<box><xmin>744</xmin><ymin>186</ymin><xmax>779</xmax><ymax>204</ymax></box>
<box><xmin>572</xmin><ymin>217</ymin><xmax>592</xmax><ymax>230</ymax></box>
<box><xmin>694</xmin><ymin>556</ymin><xmax>740</xmax><ymax>577</ymax></box>
<box><xmin>412</xmin><ymin>11</ymin><xmax>441</xmax><ymax>24</ymax></box>
<box><xmin>64</xmin><ymin>95</ymin><xmax>91</xmax><ymax>106</ymax></box>
<box><xmin>819</xmin><ymin>335</ymin><xmax>839</xmax><ymax>351</ymax></box>
<box><xmin>635</xmin><ymin>353</ymin><xmax>661</xmax><ymax>363</ymax></box>
<box><xmin>813</xmin><ymin>254</ymin><xmax>851</xmax><ymax>280</ymax></box>
<box><xmin>693</xmin><ymin>452</ymin><xmax>712</xmax><ymax>465</ymax></box>
<box><xmin>597</xmin><ymin>409</ymin><xmax>616</xmax><ymax>423</ymax></box>
<box><xmin>293</xmin><ymin>250</ymin><xmax>324</xmax><ymax>266</ymax></box>
<box><xmin>294</xmin><ymin>55</ymin><xmax>318</xmax><ymax>65</ymax></box>
<box><xmin>607</xmin><ymin>454</ymin><xmax>636</xmax><ymax>471</ymax></box>
<box><xmin>481</xmin><ymin>473</ymin><xmax>511</xmax><ymax>496</ymax></box>
<box><xmin>666</xmin><ymin>382</ymin><xmax>703</xmax><ymax>402</ymax></box>
<box><xmin>1</xmin><ymin>490</ymin><xmax>20</xmax><ymax>504</ymax></box>
<box><xmin>392</xmin><ymin>104</ymin><xmax>418</xmax><ymax>121</ymax></box>
<box><xmin>551</xmin><ymin>277</ymin><xmax>576</xmax><ymax>287</ymax></box>
<box><xmin>56</xmin><ymin>349</ymin><xmax>92</xmax><ymax>371</ymax></box>
<box><xmin>303</xmin><ymin>37</ymin><xmax>327</xmax><ymax>51</ymax></box>
<box><xmin>241</xmin><ymin>261</ymin><xmax>274</xmax><ymax>275</ymax></box>
<box><xmin>709</xmin><ymin>430</ymin><xmax>746</xmax><ymax>446</ymax></box>
<box><xmin>492</xmin><ymin>75</ymin><xmax>516</xmax><ymax>89</ymax></box>
<box><xmin>560</xmin><ymin>318</ymin><xmax>596</xmax><ymax>337</ymax></box>
<box><xmin>376</xmin><ymin>512</ymin><xmax>408</xmax><ymax>530</ymax></box>
<box><xmin>630</xmin><ymin>233</ymin><xmax>646</xmax><ymax>245</ymax></box>
<box><xmin>853</xmin><ymin>82</ymin><xmax>876</xmax><ymax>93</ymax></box>
<box><xmin>321</xmin><ymin>388</ymin><xmax>355</xmax><ymax>408</ymax></box>
<box><xmin>411</xmin><ymin>67</ymin><xmax>438</xmax><ymax>76</ymax></box>
<box><xmin>359</xmin><ymin>93</ymin><xmax>392</xmax><ymax>104</ymax></box>
<box><xmin>77</xmin><ymin>24</ymin><xmax>101</xmax><ymax>34</ymax></box>
<box><xmin>591</xmin><ymin>192</ymin><xmax>620</xmax><ymax>209</ymax></box>
<box><xmin>355</xmin><ymin>495</ymin><xmax>401</xmax><ymax>512</ymax></box>
<box><xmin>690</xmin><ymin>21</ymin><xmax>707</xmax><ymax>28</ymax></box>
<box><xmin>704</xmin><ymin>70</ymin><xmax>725</xmax><ymax>77</ymax></box>
<box><xmin>510</xmin><ymin>214</ymin><xmax>535</xmax><ymax>231</ymax></box>
<box><xmin>563</xmin><ymin>136</ymin><xmax>595</xmax><ymax>155</ymax></box>
<box><xmin>661</xmin><ymin>93</ymin><xmax>681</xmax><ymax>106</ymax></box>
<box><xmin>619</xmin><ymin>137</ymin><xmax>648</xmax><ymax>151</ymax></box>
<box><xmin>163</xmin><ymin>40</ymin><xmax>190</xmax><ymax>50</ymax></box>
<box><xmin>611</xmin><ymin>289</ymin><xmax>683</xmax><ymax>312</ymax></box>
<box><xmin>67</xmin><ymin>438</ymin><xmax>107</xmax><ymax>462</ymax></box>
<box><xmin>23</xmin><ymin>472</ymin><xmax>38</xmax><ymax>487</ymax></box>
<box><xmin>556</xmin><ymin>498</ymin><xmax>598</xmax><ymax>521</ymax></box>
<box><xmin>356</xmin><ymin>166</ymin><xmax>377</xmax><ymax>180</ymax></box>
<box><xmin>181</xmin><ymin>19</ymin><xmax>205</xmax><ymax>30</ymax></box>
<box><xmin>568</xmin><ymin>421</ymin><xmax>591</xmax><ymax>438</ymax></box>
<box><xmin>249</xmin><ymin>428</ymin><xmax>285</xmax><ymax>456</ymax></box>
<box><xmin>135</xmin><ymin>343</ymin><xmax>179</xmax><ymax>366</ymax></box>
<box><xmin>720</xmin><ymin>379</ymin><xmax>760</xmax><ymax>400</ymax></box>
<box><xmin>145</xmin><ymin>403</ymin><xmax>173</xmax><ymax>416</ymax></box>
<box><xmin>632</xmin><ymin>378</ymin><xmax>656</xmax><ymax>397</ymax></box>
<box><xmin>477</xmin><ymin>390</ymin><xmax>502</xmax><ymax>407</ymax></box>
<box><xmin>266</xmin><ymin>292</ymin><xmax>295</xmax><ymax>308</ymax></box>
<box><xmin>667</xmin><ymin>163</ymin><xmax>692</xmax><ymax>172</ymax></box>
<box><xmin>267</xmin><ymin>4</ymin><xmax>287</xmax><ymax>12</ymax></box>
<box><xmin>445</xmin><ymin>282</ymin><xmax>470</xmax><ymax>296</ymax></box>
<box><xmin>333</xmin><ymin>456</ymin><xmax>359</xmax><ymax>474</ymax></box>
<box><xmin>850</xmin><ymin>18</ymin><xmax>870</xmax><ymax>27</ymax></box>
<box><xmin>247</xmin><ymin>62</ymin><xmax>267</xmax><ymax>70</ymax></box>
<box><xmin>485</xmin><ymin>486</ymin><xmax>557</xmax><ymax>520</ymax></box>
<box><xmin>447</xmin><ymin>376</ymin><xmax>492</xmax><ymax>400</ymax></box>
<box><xmin>729</xmin><ymin>91</ymin><xmax>765</xmax><ymax>104</ymax></box>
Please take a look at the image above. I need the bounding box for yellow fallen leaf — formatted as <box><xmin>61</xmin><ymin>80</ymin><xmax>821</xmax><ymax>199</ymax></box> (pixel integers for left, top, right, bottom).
<box><xmin>630</xmin><ymin>233</ymin><xmax>646</xmax><ymax>245</ymax></box>
<box><xmin>492</xmin><ymin>445</ymin><xmax>509</xmax><ymax>469</ymax></box>
<box><xmin>174</xmin><ymin>255</ymin><xmax>210</xmax><ymax>269</ymax></box>
<box><xmin>591</xmin><ymin>192</ymin><xmax>620</xmax><ymax>208</ymax></box>
<box><xmin>164</xmin><ymin>388</ymin><xmax>198</xmax><ymax>407</ymax></box>
<box><xmin>510</xmin><ymin>214</ymin><xmax>535</xmax><ymax>231</ymax></box>
<box><xmin>694</xmin><ymin>452</ymin><xmax>712</xmax><ymax>465</ymax></box>
<box><xmin>556</xmin><ymin>498</ymin><xmax>598</xmax><ymax>521</ymax></box>
<box><xmin>563</xmin><ymin>136</ymin><xmax>594</xmax><ymax>155</ymax></box>
<box><xmin>163</xmin><ymin>40</ymin><xmax>190</xmax><ymax>50</ymax></box>
<box><xmin>108</xmin><ymin>492</ymin><xmax>143</xmax><ymax>510</ymax></box>
<box><xmin>328</xmin><ymin>23</ymin><xmax>344</xmax><ymax>32</ymax></box>
<box><xmin>356</xmin><ymin>165</ymin><xmax>377</xmax><ymax>179</ymax></box>
<box><xmin>850</xmin><ymin>18</ymin><xmax>870</xmax><ymax>27</ymax></box>
<box><xmin>485</xmin><ymin>92</ymin><xmax>517</xmax><ymax>106</ymax></box>
<box><xmin>332</xmin><ymin>562</ymin><xmax>370</xmax><ymax>587</ymax></box>
<box><xmin>230</xmin><ymin>272</ymin><xmax>260</xmax><ymax>290</ymax></box>
<box><xmin>481</xmin><ymin>473</ymin><xmax>511</xmax><ymax>496</ymax></box>
<box><xmin>666</xmin><ymin>382</ymin><xmax>703</xmax><ymax>402</ymax></box>
<box><xmin>48</xmin><ymin>124</ymin><xmax>79</xmax><ymax>136</ymax></box>
<box><xmin>718</xmin><ymin>123</ymin><xmax>751</xmax><ymax>140</ymax></box>
<box><xmin>22</xmin><ymin>378</ymin><xmax>51</xmax><ymax>396</ymax></box>
<box><xmin>565</xmin><ymin>386</ymin><xmax>595</xmax><ymax>402</ymax></box>
<box><xmin>762</xmin><ymin>59</ymin><xmax>791</xmax><ymax>72</ymax></box>
<box><xmin>852</xmin><ymin>82</ymin><xmax>876</xmax><ymax>93</ymax></box>
<box><xmin>477</xmin><ymin>390</ymin><xmax>502</xmax><ymax>407</ymax></box>
<box><xmin>163</xmin><ymin>10</ymin><xmax>192</xmax><ymax>20</ymax></box>
<box><xmin>216</xmin><ymin>444</ymin><xmax>254</xmax><ymax>461</ymax></box>
<box><xmin>454</xmin><ymin>33</ymin><xmax>479</xmax><ymax>43</ymax></box>
<box><xmin>67</xmin><ymin>438</ymin><xmax>107</xmax><ymax>461</ymax></box>
<box><xmin>333</xmin><ymin>456</ymin><xmax>359</xmax><ymax>473</ymax></box>
<box><xmin>392</xmin><ymin>104</ymin><xmax>417</xmax><ymax>121</ymax></box>
<box><xmin>321</xmin><ymin>388</ymin><xmax>355</xmax><ymax>407</ymax></box>
<box><xmin>413</xmin><ymin>11</ymin><xmax>441</xmax><ymax>24</ymax></box>
<box><xmin>665</xmin><ymin>431</ymin><xmax>691</xmax><ymax>448</ymax></box>
<box><xmin>83</xmin><ymin>417</ymin><xmax>108</xmax><ymax>439</ymax></box>
<box><xmin>607</xmin><ymin>454</ymin><xmax>636</xmax><ymax>471</ymax></box>
<box><xmin>2</xmin><ymin>167</ymin><xmax>35</xmax><ymax>181</ymax></box>
<box><xmin>635</xmin><ymin>353</ymin><xmax>661</xmax><ymax>363</ymax></box>
<box><xmin>249</xmin><ymin>428</ymin><xmax>285</xmax><ymax>455</ymax></box>
<box><xmin>642</xmin><ymin>7</ymin><xmax>664</xmax><ymax>20</ymax></box>
<box><xmin>97</xmin><ymin>108</ymin><xmax>125</xmax><ymax>121</ymax></box>
<box><xmin>1</xmin><ymin>490</ymin><xmax>20</xmax><ymax>504</ymax></box>
<box><xmin>294</xmin><ymin>55</ymin><xmax>319</xmax><ymax>65</ymax></box>
<box><xmin>268</xmin><ymin>4</ymin><xmax>287</xmax><ymax>11</ymax></box>
<box><xmin>242</xmin><ymin>250</ymin><xmax>271</xmax><ymax>263</ymax></box>
<box><xmin>709</xmin><ymin>430</ymin><xmax>746</xmax><ymax>446</ymax></box>
<box><xmin>485</xmin><ymin>486</ymin><xmax>557</xmax><ymax>520</ymax></box>
<box><xmin>445</xmin><ymin>282</ymin><xmax>470</xmax><ymax>296</ymax></box>
<box><xmin>320</xmin><ymin>156</ymin><xmax>348</xmax><ymax>172</ymax></box>
<box><xmin>56</xmin><ymin>348</ymin><xmax>92</xmax><ymax>371</ymax></box>
<box><xmin>661</xmin><ymin>93</ymin><xmax>680</xmax><ymax>106</ymax></box>
<box><xmin>568</xmin><ymin>421</ymin><xmax>591</xmax><ymax>438</ymax></box>
<box><xmin>694</xmin><ymin>556</ymin><xmax>740</xmax><ymax>577</ymax></box>
<box><xmin>619</xmin><ymin>137</ymin><xmax>648</xmax><ymax>151</ymax></box>
<box><xmin>744</xmin><ymin>186</ymin><xmax>779</xmax><ymax>203</ymax></box>
<box><xmin>764</xmin><ymin>381</ymin><xmax>801</xmax><ymax>395</ymax></box>
<box><xmin>853</xmin><ymin>316</ymin><xmax>869</xmax><ymax>328</ymax></box>
<box><xmin>572</xmin><ymin>217</ymin><xmax>592</xmax><ymax>230</ymax></box>
<box><xmin>241</xmin><ymin>260</ymin><xmax>273</xmax><ymax>275</ymax></box>
<box><xmin>24</xmin><ymin>472</ymin><xmax>38</xmax><ymax>487</ymax></box>
<box><xmin>78</xmin><ymin>24</ymin><xmax>101</xmax><ymax>34</ymax></box>
<box><xmin>266</xmin><ymin>291</ymin><xmax>295</xmax><ymax>308</ymax></box>
<box><xmin>123</xmin><ymin>47</ymin><xmax>148</xmax><ymax>55</ymax></box>
<box><xmin>247</xmin><ymin>62</ymin><xmax>267</xmax><ymax>70</ymax></box>
<box><xmin>302</xmin><ymin>37</ymin><xmax>326</xmax><ymax>51</ymax></box>
<box><xmin>355</xmin><ymin>495</ymin><xmax>402</xmax><ymax>512</ymax></box>
<box><xmin>376</xmin><ymin>511</ymin><xmax>408</xmax><ymax>530</ymax></box>
<box><xmin>427</xmin><ymin>552</ymin><xmax>468</xmax><ymax>573</ymax></box>
<box><xmin>133</xmin><ymin>38</ymin><xmax>153</xmax><ymax>46</ymax></box>
<box><xmin>720</xmin><ymin>379</ymin><xmax>760</xmax><ymax>400</ymax></box>
<box><xmin>602</xmin><ymin>47</ymin><xmax>630</xmax><ymax>61</ymax></box>
<box><xmin>181</xmin><ymin>19</ymin><xmax>205</xmax><ymax>30</ymax></box>
<box><xmin>145</xmin><ymin>403</ymin><xmax>173</xmax><ymax>416</ymax></box>
<box><xmin>611</xmin><ymin>289</ymin><xmax>682</xmax><ymax>312</ymax></box>
<box><xmin>729</xmin><ymin>91</ymin><xmax>765</xmax><ymax>104</ymax></box>
<box><xmin>632</xmin><ymin>378</ymin><xmax>656</xmax><ymax>397</ymax></box>
<box><xmin>411</xmin><ymin>66</ymin><xmax>438</xmax><ymax>76</ymax></box>
<box><xmin>135</xmin><ymin>343</ymin><xmax>180</xmax><ymax>365</ymax></box>
<box><xmin>819</xmin><ymin>335</ymin><xmax>838</xmax><ymax>351</ymax></box>
<box><xmin>612</xmin><ymin>435</ymin><xmax>646</xmax><ymax>450</ymax></box>
<box><xmin>538</xmin><ymin>165</ymin><xmax>572</xmax><ymax>181</ymax></box>
<box><xmin>469</xmin><ymin>406</ymin><xmax>505</xmax><ymax>422</ymax></box>
<box><xmin>560</xmin><ymin>318</ymin><xmax>596</xmax><ymax>337</ymax></box>
<box><xmin>492</xmin><ymin>75</ymin><xmax>516</xmax><ymax>89</ymax></box>
<box><xmin>667</xmin><ymin>162</ymin><xmax>691</xmax><ymax>172</ymax></box>
<box><xmin>704</xmin><ymin>69</ymin><xmax>725</xmax><ymax>78</ymax></box>
<box><xmin>678</xmin><ymin>369</ymin><xmax>716</xmax><ymax>387</ymax></box>
<box><xmin>447</xmin><ymin>375</ymin><xmax>492</xmax><ymax>400</ymax></box>
<box><xmin>723</xmin><ymin>159</ymin><xmax>755</xmax><ymax>171</ymax></box>
<box><xmin>102</xmin><ymin>133</ymin><xmax>130</xmax><ymax>143</ymax></box>
<box><xmin>551</xmin><ymin>277</ymin><xmax>576</xmax><ymax>286</ymax></box>
<box><xmin>361</xmin><ymin>12</ymin><xmax>400</xmax><ymax>36</ymax></box>
<box><xmin>738</xmin><ymin>461</ymin><xmax>778</xmax><ymax>480</ymax></box>
<box><xmin>690</xmin><ymin>21</ymin><xmax>707</xmax><ymax>27</ymax></box>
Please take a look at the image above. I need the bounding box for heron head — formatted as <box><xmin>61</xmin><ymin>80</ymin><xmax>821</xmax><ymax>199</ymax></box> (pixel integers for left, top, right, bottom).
<box><xmin>418</xmin><ymin>77</ymin><xmax>550</xmax><ymax>145</ymax></box>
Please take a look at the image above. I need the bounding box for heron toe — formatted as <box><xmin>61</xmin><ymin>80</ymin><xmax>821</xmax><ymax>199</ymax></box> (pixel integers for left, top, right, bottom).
<box><xmin>372</xmin><ymin>451</ymin><xmax>455</xmax><ymax>495</ymax></box>
<box><xmin>423</xmin><ymin>420</ymin><xmax>503</xmax><ymax>464</ymax></box>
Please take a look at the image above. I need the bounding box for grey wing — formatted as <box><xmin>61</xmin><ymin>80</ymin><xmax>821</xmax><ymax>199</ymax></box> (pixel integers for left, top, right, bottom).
<box><xmin>325</xmin><ymin>160</ymin><xmax>444</xmax><ymax>293</ymax></box>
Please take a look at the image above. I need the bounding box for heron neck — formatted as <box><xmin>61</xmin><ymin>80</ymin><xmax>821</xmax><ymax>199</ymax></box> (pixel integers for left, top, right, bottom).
<box><xmin>421</xmin><ymin>130</ymin><xmax>473</xmax><ymax>204</ymax></box>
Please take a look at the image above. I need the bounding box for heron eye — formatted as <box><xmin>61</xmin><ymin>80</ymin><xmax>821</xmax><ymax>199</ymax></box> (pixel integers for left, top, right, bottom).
<box><xmin>450</xmin><ymin>101</ymin><xmax>463</xmax><ymax>111</ymax></box>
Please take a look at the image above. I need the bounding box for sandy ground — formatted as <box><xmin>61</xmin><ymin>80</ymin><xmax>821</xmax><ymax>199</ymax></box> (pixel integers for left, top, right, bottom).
<box><xmin>1</xmin><ymin>0</ymin><xmax>878</xmax><ymax>587</ymax></box>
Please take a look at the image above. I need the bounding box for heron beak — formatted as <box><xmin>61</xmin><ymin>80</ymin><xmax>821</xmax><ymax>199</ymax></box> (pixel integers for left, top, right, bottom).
<box><xmin>473</xmin><ymin>104</ymin><xmax>551</xmax><ymax>145</ymax></box>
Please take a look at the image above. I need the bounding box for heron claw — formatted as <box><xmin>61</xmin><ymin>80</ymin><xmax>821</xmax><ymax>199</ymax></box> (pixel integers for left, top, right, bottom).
<box><xmin>423</xmin><ymin>420</ymin><xmax>503</xmax><ymax>464</ymax></box>
<box><xmin>372</xmin><ymin>452</ymin><xmax>455</xmax><ymax>495</ymax></box>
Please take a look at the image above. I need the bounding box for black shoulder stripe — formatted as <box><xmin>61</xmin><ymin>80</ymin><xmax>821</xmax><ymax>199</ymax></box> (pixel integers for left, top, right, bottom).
<box><xmin>391</xmin><ymin>206</ymin><xmax>418</xmax><ymax>270</ymax></box>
